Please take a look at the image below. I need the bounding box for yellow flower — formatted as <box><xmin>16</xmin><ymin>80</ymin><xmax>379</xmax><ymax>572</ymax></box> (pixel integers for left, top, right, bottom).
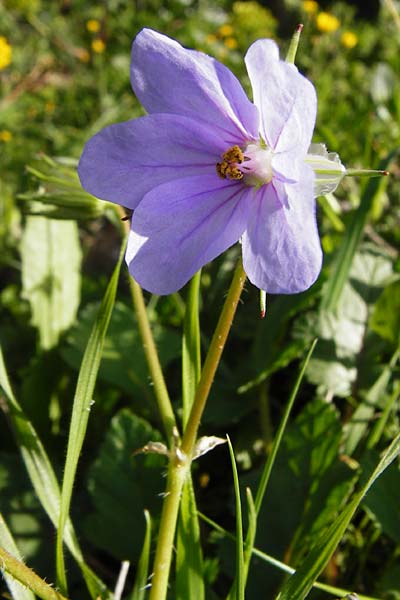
<box><xmin>91</xmin><ymin>38</ymin><xmax>106</xmax><ymax>54</ymax></box>
<box><xmin>303</xmin><ymin>0</ymin><xmax>318</xmax><ymax>15</ymax></box>
<box><xmin>218</xmin><ymin>24</ymin><xmax>234</xmax><ymax>37</ymax></box>
<box><xmin>316</xmin><ymin>12</ymin><xmax>340</xmax><ymax>33</ymax></box>
<box><xmin>86</xmin><ymin>19</ymin><xmax>101</xmax><ymax>33</ymax></box>
<box><xmin>205</xmin><ymin>33</ymin><xmax>217</xmax><ymax>45</ymax></box>
<box><xmin>224</xmin><ymin>37</ymin><xmax>238</xmax><ymax>50</ymax></box>
<box><xmin>0</xmin><ymin>36</ymin><xmax>12</xmax><ymax>70</ymax></box>
<box><xmin>0</xmin><ymin>130</ymin><xmax>12</xmax><ymax>142</ymax></box>
<box><xmin>341</xmin><ymin>31</ymin><xmax>358</xmax><ymax>48</ymax></box>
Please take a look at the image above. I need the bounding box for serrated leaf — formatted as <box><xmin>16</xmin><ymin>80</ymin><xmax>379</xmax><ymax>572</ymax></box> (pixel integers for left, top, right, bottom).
<box><xmin>21</xmin><ymin>216</ymin><xmax>81</xmax><ymax>350</ymax></box>
<box><xmin>277</xmin><ymin>432</ymin><xmax>400</xmax><ymax>600</ymax></box>
<box><xmin>84</xmin><ymin>409</ymin><xmax>165</xmax><ymax>561</ymax></box>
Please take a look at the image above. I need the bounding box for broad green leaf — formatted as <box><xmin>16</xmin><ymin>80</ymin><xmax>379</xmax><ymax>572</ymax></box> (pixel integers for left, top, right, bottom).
<box><xmin>0</xmin><ymin>510</ymin><xmax>35</xmax><ymax>600</ymax></box>
<box><xmin>370</xmin><ymin>280</ymin><xmax>400</xmax><ymax>345</ymax></box>
<box><xmin>277</xmin><ymin>431</ymin><xmax>400</xmax><ymax>600</ymax></box>
<box><xmin>309</xmin><ymin>245</ymin><xmax>394</xmax><ymax>397</ymax></box>
<box><xmin>62</xmin><ymin>301</ymin><xmax>181</xmax><ymax>400</ymax></box>
<box><xmin>84</xmin><ymin>409</ymin><xmax>165</xmax><ymax>561</ymax></box>
<box><xmin>56</xmin><ymin>240</ymin><xmax>125</xmax><ymax>593</ymax></box>
<box><xmin>130</xmin><ymin>510</ymin><xmax>152</xmax><ymax>600</ymax></box>
<box><xmin>21</xmin><ymin>216</ymin><xmax>81</xmax><ymax>350</ymax></box>
<box><xmin>0</xmin><ymin>345</ymin><xmax>111</xmax><ymax>600</ymax></box>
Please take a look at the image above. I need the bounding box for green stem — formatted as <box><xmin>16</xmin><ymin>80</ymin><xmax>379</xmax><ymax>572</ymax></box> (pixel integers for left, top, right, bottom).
<box><xmin>0</xmin><ymin>547</ymin><xmax>69</xmax><ymax>600</ymax></box>
<box><xmin>115</xmin><ymin>205</ymin><xmax>177</xmax><ymax>445</ymax></box>
<box><xmin>181</xmin><ymin>258</ymin><xmax>246</xmax><ymax>456</ymax></box>
<box><xmin>149</xmin><ymin>258</ymin><xmax>247</xmax><ymax>600</ymax></box>
<box><xmin>128</xmin><ymin>276</ymin><xmax>178</xmax><ymax>444</ymax></box>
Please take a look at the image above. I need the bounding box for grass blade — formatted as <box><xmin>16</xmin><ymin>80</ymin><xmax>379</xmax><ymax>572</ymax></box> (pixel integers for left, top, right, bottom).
<box><xmin>176</xmin><ymin>270</ymin><xmax>205</xmax><ymax>600</ymax></box>
<box><xmin>254</xmin><ymin>339</ymin><xmax>318</xmax><ymax>514</ymax></box>
<box><xmin>227</xmin><ymin>435</ymin><xmax>244</xmax><ymax>600</ymax></box>
<box><xmin>0</xmin><ymin>346</ymin><xmax>111</xmax><ymax>600</ymax></box>
<box><xmin>199</xmin><ymin>512</ymin><xmax>380</xmax><ymax>600</ymax></box>
<box><xmin>182</xmin><ymin>270</ymin><xmax>201</xmax><ymax>425</ymax></box>
<box><xmin>131</xmin><ymin>510</ymin><xmax>152</xmax><ymax>600</ymax></box>
<box><xmin>56</xmin><ymin>238</ymin><xmax>126</xmax><ymax>593</ymax></box>
<box><xmin>277</xmin><ymin>431</ymin><xmax>400</xmax><ymax>600</ymax></box>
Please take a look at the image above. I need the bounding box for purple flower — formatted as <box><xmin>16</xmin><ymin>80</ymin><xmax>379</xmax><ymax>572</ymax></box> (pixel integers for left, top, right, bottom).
<box><xmin>78</xmin><ymin>29</ymin><xmax>322</xmax><ymax>295</ymax></box>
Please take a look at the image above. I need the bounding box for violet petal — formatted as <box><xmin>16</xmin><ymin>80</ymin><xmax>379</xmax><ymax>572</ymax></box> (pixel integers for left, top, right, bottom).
<box><xmin>131</xmin><ymin>28</ymin><xmax>259</xmax><ymax>145</ymax></box>
<box><xmin>242</xmin><ymin>166</ymin><xmax>322</xmax><ymax>293</ymax></box>
<box><xmin>245</xmin><ymin>39</ymin><xmax>317</xmax><ymax>154</ymax></box>
<box><xmin>127</xmin><ymin>174</ymin><xmax>250</xmax><ymax>294</ymax></box>
<box><xmin>78</xmin><ymin>113</ymin><xmax>226</xmax><ymax>209</ymax></box>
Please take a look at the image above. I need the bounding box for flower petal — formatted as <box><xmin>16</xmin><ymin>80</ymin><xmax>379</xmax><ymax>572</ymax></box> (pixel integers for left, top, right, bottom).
<box><xmin>126</xmin><ymin>175</ymin><xmax>250</xmax><ymax>294</ymax></box>
<box><xmin>78</xmin><ymin>113</ymin><xmax>227</xmax><ymax>209</ymax></box>
<box><xmin>242</xmin><ymin>168</ymin><xmax>322</xmax><ymax>293</ymax></box>
<box><xmin>245</xmin><ymin>39</ymin><xmax>317</xmax><ymax>154</ymax></box>
<box><xmin>131</xmin><ymin>28</ymin><xmax>259</xmax><ymax>145</ymax></box>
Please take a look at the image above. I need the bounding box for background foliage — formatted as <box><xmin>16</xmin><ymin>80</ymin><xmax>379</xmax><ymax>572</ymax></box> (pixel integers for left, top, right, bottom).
<box><xmin>0</xmin><ymin>0</ymin><xmax>399</xmax><ymax>598</ymax></box>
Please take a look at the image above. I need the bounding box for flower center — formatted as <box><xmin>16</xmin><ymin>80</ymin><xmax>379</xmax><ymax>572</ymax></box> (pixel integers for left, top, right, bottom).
<box><xmin>216</xmin><ymin>143</ymin><xmax>274</xmax><ymax>186</ymax></box>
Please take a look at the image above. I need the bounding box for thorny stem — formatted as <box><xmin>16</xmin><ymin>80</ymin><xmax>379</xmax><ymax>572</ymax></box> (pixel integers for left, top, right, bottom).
<box><xmin>0</xmin><ymin>547</ymin><xmax>69</xmax><ymax>600</ymax></box>
<box><xmin>116</xmin><ymin>205</ymin><xmax>177</xmax><ymax>445</ymax></box>
<box><xmin>149</xmin><ymin>258</ymin><xmax>247</xmax><ymax>600</ymax></box>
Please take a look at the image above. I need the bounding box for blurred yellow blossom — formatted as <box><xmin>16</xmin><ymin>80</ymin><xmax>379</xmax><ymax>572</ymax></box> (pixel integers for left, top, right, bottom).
<box><xmin>205</xmin><ymin>33</ymin><xmax>217</xmax><ymax>45</ymax></box>
<box><xmin>218</xmin><ymin>24</ymin><xmax>234</xmax><ymax>37</ymax></box>
<box><xmin>303</xmin><ymin>1</ymin><xmax>318</xmax><ymax>15</ymax></box>
<box><xmin>76</xmin><ymin>47</ymin><xmax>90</xmax><ymax>62</ymax></box>
<box><xmin>341</xmin><ymin>31</ymin><xmax>358</xmax><ymax>48</ymax></box>
<box><xmin>86</xmin><ymin>19</ymin><xmax>101</xmax><ymax>33</ymax></box>
<box><xmin>224</xmin><ymin>37</ymin><xmax>238</xmax><ymax>50</ymax></box>
<box><xmin>316</xmin><ymin>12</ymin><xmax>340</xmax><ymax>33</ymax></box>
<box><xmin>0</xmin><ymin>130</ymin><xmax>12</xmax><ymax>142</ymax></box>
<box><xmin>91</xmin><ymin>38</ymin><xmax>106</xmax><ymax>54</ymax></box>
<box><xmin>0</xmin><ymin>36</ymin><xmax>12</xmax><ymax>70</ymax></box>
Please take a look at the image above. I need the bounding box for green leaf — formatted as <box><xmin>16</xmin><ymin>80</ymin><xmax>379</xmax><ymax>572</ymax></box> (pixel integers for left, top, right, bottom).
<box><xmin>308</xmin><ymin>245</ymin><xmax>394</xmax><ymax>397</ymax></box>
<box><xmin>277</xmin><ymin>431</ymin><xmax>400</xmax><ymax>600</ymax></box>
<box><xmin>370</xmin><ymin>279</ymin><xmax>400</xmax><ymax>345</ymax></box>
<box><xmin>56</xmin><ymin>240</ymin><xmax>125</xmax><ymax>593</ymax></box>
<box><xmin>227</xmin><ymin>435</ymin><xmax>244</xmax><ymax>600</ymax></box>
<box><xmin>182</xmin><ymin>270</ymin><xmax>201</xmax><ymax>426</ymax></box>
<box><xmin>130</xmin><ymin>510</ymin><xmax>152</xmax><ymax>600</ymax></box>
<box><xmin>21</xmin><ymin>216</ymin><xmax>81</xmax><ymax>350</ymax></box>
<box><xmin>176</xmin><ymin>478</ymin><xmax>205</xmax><ymax>600</ymax></box>
<box><xmin>0</xmin><ymin>345</ymin><xmax>111</xmax><ymax>600</ymax></box>
<box><xmin>84</xmin><ymin>409</ymin><xmax>165</xmax><ymax>561</ymax></box>
<box><xmin>62</xmin><ymin>301</ymin><xmax>181</xmax><ymax>400</ymax></box>
<box><xmin>176</xmin><ymin>272</ymin><xmax>205</xmax><ymax>600</ymax></box>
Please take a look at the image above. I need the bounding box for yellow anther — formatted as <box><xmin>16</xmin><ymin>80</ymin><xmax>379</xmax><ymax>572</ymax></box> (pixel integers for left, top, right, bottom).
<box><xmin>216</xmin><ymin>145</ymin><xmax>245</xmax><ymax>180</ymax></box>
<box><xmin>222</xmin><ymin>145</ymin><xmax>244</xmax><ymax>164</ymax></box>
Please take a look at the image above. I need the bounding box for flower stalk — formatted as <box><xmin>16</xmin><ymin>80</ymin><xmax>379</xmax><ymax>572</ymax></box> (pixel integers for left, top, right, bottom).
<box><xmin>0</xmin><ymin>547</ymin><xmax>69</xmax><ymax>600</ymax></box>
<box><xmin>149</xmin><ymin>259</ymin><xmax>247</xmax><ymax>600</ymax></box>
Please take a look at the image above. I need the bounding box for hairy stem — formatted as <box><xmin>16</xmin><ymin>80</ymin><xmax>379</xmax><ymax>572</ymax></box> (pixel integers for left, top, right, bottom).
<box><xmin>149</xmin><ymin>258</ymin><xmax>246</xmax><ymax>600</ymax></box>
<box><xmin>115</xmin><ymin>205</ymin><xmax>177</xmax><ymax>445</ymax></box>
<box><xmin>0</xmin><ymin>547</ymin><xmax>69</xmax><ymax>600</ymax></box>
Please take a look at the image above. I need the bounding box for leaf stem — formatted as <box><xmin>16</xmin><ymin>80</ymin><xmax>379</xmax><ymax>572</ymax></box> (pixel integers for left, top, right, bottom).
<box><xmin>149</xmin><ymin>258</ymin><xmax>247</xmax><ymax>600</ymax></box>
